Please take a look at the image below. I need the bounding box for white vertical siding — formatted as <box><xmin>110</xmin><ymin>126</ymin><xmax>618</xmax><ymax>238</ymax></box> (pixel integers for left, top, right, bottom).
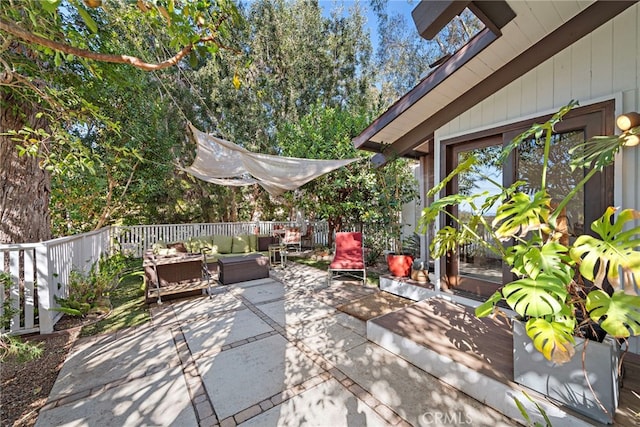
<box><xmin>437</xmin><ymin>4</ymin><xmax>640</xmax><ymax>211</ymax></box>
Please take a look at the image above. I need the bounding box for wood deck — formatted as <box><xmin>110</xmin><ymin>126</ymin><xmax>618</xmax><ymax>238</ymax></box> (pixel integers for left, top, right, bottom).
<box><xmin>369</xmin><ymin>297</ymin><xmax>639</xmax><ymax>426</ymax></box>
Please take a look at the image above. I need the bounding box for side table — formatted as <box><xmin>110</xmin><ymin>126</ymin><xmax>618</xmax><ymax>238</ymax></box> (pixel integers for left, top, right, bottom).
<box><xmin>268</xmin><ymin>244</ymin><xmax>287</xmax><ymax>268</ymax></box>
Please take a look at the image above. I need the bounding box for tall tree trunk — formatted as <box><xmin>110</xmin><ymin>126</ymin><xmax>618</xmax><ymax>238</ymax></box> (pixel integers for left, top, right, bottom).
<box><xmin>0</xmin><ymin>93</ymin><xmax>51</xmax><ymax>243</ymax></box>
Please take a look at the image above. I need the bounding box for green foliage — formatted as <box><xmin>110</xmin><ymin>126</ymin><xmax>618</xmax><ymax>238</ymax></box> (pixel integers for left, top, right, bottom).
<box><xmin>421</xmin><ymin>102</ymin><xmax>640</xmax><ymax>363</ymax></box>
<box><xmin>80</xmin><ymin>259</ymin><xmax>148</xmax><ymax>337</ymax></box>
<box><xmin>570</xmin><ymin>207</ymin><xmax>640</xmax><ymax>290</ymax></box>
<box><xmin>53</xmin><ymin>252</ymin><xmax>135</xmax><ymax>317</ymax></box>
<box><xmin>0</xmin><ymin>273</ymin><xmax>43</xmax><ymax>362</ymax></box>
<box><xmin>493</xmin><ymin>191</ymin><xmax>551</xmax><ymax>240</ymax></box>
<box><xmin>506</xmin><ymin>241</ymin><xmax>572</xmax><ymax>283</ymax></box>
<box><xmin>0</xmin><ymin>335</ymin><xmax>44</xmax><ymax>363</ymax></box>
<box><xmin>503</xmin><ymin>276</ymin><xmax>568</xmax><ymax>317</ymax></box>
<box><xmin>526</xmin><ymin>317</ymin><xmax>576</xmax><ymax>363</ymax></box>
<box><xmin>512</xmin><ymin>391</ymin><xmax>553</xmax><ymax>427</ymax></box>
<box><xmin>586</xmin><ymin>290</ymin><xmax>640</xmax><ymax>338</ymax></box>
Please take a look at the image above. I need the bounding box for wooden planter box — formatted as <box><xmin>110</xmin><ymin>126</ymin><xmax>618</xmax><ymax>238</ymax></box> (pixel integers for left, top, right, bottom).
<box><xmin>513</xmin><ymin>320</ymin><xmax>620</xmax><ymax>424</ymax></box>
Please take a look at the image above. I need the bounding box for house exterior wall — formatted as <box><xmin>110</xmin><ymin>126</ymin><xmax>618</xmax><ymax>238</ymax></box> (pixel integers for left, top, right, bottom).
<box><xmin>434</xmin><ymin>3</ymin><xmax>639</xmax><ymax>212</ymax></box>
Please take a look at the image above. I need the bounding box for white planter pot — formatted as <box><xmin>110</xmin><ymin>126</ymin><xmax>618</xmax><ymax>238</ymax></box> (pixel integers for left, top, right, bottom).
<box><xmin>513</xmin><ymin>320</ymin><xmax>620</xmax><ymax>424</ymax></box>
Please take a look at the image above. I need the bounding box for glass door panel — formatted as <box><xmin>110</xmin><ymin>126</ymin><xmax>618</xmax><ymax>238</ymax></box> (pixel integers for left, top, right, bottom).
<box><xmin>446</xmin><ymin>139</ymin><xmax>504</xmax><ymax>299</ymax></box>
<box><xmin>517</xmin><ymin>130</ymin><xmax>586</xmax><ymax>241</ymax></box>
<box><xmin>456</xmin><ymin>145</ymin><xmax>503</xmax><ymax>285</ymax></box>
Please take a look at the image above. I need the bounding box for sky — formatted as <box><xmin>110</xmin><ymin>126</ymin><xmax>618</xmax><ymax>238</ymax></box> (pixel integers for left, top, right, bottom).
<box><xmin>318</xmin><ymin>0</ymin><xmax>419</xmax><ymax>52</ymax></box>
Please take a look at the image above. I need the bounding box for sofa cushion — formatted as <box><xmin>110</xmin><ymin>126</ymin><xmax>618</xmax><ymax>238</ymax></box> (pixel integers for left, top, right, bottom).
<box><xmin>248</xmin><ymin>234</ymin><xmax>258</xmax><ymax>252</ymax></box>
<box><xmin>232</xmin><ymin>235</ymin><xmax>251</xmax><ymax>253</ymax></box>
<box><xmin>213</xmin><ymin>235</ymin><xmax>233</xmax><ymax>254</ymax></box>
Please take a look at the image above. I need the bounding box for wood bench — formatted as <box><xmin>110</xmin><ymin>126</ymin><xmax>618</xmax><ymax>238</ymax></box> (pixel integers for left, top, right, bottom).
<box><xmin>144</xmin><ymin>252</ymin><xmax>215</xmax><ymax>303</ymax></box>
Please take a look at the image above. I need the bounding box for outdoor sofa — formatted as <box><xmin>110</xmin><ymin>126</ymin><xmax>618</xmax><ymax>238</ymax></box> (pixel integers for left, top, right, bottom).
<box><xmin>144</xmin><ymin>234</ymin><xmax>278</xmax><ymax>302</ymax></box>
<box><xmin>152</xmin><ymin>233</ymin><xmax>278</xmax><ymax>262</ymax></box>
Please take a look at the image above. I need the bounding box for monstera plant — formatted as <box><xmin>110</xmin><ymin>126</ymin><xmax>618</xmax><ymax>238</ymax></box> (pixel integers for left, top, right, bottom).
<box><xmin>419</xmin><ymin>101</ymin><xmax>640</xmax><ymax>363</ymax></box>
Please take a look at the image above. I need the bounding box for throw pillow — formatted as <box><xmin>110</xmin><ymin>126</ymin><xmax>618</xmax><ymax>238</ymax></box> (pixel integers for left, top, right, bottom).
<box><xmin>213</xmin><ymin>235</ymin><xmax>233</xmax><ymax>254</ymax></box>
<box><xmin>232</xmin><ymin>235</ymin><xmax>251</xmax><ymax>253</ymax></box>
<box><xmin>167</xmin><ymin>242</ymin><xmax>187</xmax><ymax>253</ymax></box>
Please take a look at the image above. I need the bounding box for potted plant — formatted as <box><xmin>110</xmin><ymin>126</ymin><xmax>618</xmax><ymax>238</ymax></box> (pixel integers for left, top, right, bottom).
<box><xmin>376</xmin><ymin>154</ymin><xmax>418</xmax><ymax>277</ymax></box>
<box><xmin>419</xmin><ymin>102</ymin><xmax>640</xmax><ymax>424</ymax></box>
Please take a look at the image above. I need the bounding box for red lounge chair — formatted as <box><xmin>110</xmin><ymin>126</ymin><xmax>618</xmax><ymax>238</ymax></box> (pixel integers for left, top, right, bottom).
<box><xmin>328</xmin><ymin>232</ymin><xmax>366</xmax><ymax>285</ymax></box>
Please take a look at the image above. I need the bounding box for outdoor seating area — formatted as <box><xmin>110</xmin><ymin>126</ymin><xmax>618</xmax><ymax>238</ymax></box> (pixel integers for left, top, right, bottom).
<box><xmin>142</xmin><ymin>224</ymin><xmax>315</xmax><ymax>303</ymax></box>
<box><xmin>31</xmin><ymin>261</ymin><xmax>640</xmax><ymax>426</ymax></box>
<box><xmin>34</xmin><ymin>263</ymin><xmax>520</xmax><ymax>427</ymax></box>
<box><xmin>2</xmin><ymin>1</ymin><xmax>640</xmax><ymax>426</ymax></box>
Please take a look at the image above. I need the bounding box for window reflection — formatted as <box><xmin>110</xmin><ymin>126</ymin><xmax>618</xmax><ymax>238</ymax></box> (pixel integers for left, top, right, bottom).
<box><xmin>518</xmin><ymin>131</ymin><xmax>585</xmax><ymax>239</ymax></box>
<box><xmin>456</xmin><ymin>145</ymin><xmax>503</xmax><ymax>284</ymax></box>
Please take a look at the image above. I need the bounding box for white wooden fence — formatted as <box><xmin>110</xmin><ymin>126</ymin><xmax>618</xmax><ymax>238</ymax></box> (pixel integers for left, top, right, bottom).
<box><xmin>1</xmin><ymin>227</ymin><xmax>113</xmax><ymax>336</ymax></box>
<box><xmin>1</xmin><ymin>221</ymin><xmax>328</xmax><ymax>335</ymax></box>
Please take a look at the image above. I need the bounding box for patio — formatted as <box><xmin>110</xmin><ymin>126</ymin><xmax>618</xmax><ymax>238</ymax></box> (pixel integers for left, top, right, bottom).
<box><xmin>34</xmin><ymin>262</ymin><xmax>519</xmax><ymax>427</ymax></box>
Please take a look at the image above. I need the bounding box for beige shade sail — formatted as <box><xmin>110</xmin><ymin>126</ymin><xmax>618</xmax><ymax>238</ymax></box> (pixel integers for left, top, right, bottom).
<box><xmin>182</xmin><ymin>124</ymin><xmax>359</xmax><ymax>196</ymax></box>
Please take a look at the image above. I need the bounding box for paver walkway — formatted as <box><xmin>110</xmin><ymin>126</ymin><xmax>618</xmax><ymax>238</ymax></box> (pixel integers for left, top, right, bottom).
<box><xmin>35</xmin><ymin>263</ymin><xmax>518</xmax><ymax>426</ymax></box>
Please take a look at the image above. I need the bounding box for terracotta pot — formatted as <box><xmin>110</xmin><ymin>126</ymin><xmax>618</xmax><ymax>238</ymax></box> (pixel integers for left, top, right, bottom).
<box><xmin>386</xmin><ymin>253</ymin><xmax>413</xmax><ymax>277</ymax></box>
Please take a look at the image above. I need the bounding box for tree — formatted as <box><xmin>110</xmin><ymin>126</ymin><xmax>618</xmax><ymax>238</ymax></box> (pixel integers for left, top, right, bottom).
<box><xmin>0</xmin><ymin>0</ymin><xmax>239</xmax><ymax>243</ymax></box>
<box><xmin>278</xmin><ymin>104</ymin><xmax>417</xmax><ymax>250</ymax></box>
<box><xmin>174</xmin><ymin>0</ymin><xmax>374</xmax><ymax>222</ymax></box>
<box><xmin>371</xmin><ymin>0</ymin><xmax>483</xmax><ymax>105</ymax></box>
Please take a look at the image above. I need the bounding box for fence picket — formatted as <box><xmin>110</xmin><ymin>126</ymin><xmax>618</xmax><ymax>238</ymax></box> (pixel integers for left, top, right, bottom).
<box><xmin>23</xmin><ymin>249</ymin><xmax>35</xmax><ymax>330</ymax></box>
<box><xmin>9</xmin><ymin>251</ymin><xmax>20</xmax><ymax>331</ymax></box>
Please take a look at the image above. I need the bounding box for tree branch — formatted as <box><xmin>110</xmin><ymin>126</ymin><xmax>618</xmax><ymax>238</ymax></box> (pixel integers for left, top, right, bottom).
<box><xmin>0</xmin><ymin>18</ymin><xmax>215</xmax><ymax>71</ymax></box>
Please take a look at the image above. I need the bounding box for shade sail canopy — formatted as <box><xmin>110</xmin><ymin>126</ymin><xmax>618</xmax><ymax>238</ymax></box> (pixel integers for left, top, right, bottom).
<box><xmin>183</xmin><ymin>124</ymin><xmax>359</xmax><ymax>196</ymax></box>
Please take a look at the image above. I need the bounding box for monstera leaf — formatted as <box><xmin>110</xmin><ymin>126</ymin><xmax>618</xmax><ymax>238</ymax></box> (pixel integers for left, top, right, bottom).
<box><xmin>507</xmin><ymin>241</ymin><xmax>573</xmax><ymax>284</ymax></box>
<box><xmin>526</xmin><ymin>317</ymin><xmax>576</xmax><ymax>363</ymax></box>
<box><xmin>570</xmin><ymin>207</ymin><xmax>640</xmax><ymax>291</ymax></box>
<box><xmin>493</xmin><ymin>190</ymin><xmax>551</xmax><ymax>240</ymax></box>
<box><xmin>420</xmin><ymin>192</ymin><xmax>487</xmax><ymax>224</ymax></box>
<box><xmin>503</xmin><ymin>275</ymin><xmax>568</xmax><ymax>318</ymax></box>
<box><xmin>586</xmin><ymin>290</ymin><xmax>640</xmax><ymax>338</ymax></box>
<box><xmin>475</xmin><ymin>291</ymin><xmax>503</xmax><ymax>318</ymax></box>
<box><xmin>429</xmin><ymin>226</ymin><xmax>460</xmax><ymax>259</ymax></box>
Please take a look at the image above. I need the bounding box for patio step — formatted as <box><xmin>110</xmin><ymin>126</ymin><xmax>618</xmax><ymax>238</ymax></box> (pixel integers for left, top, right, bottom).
<box><xmin>366</xmin><ymin>296</ymin><xmax>630</xmax><ymax>427</ymax></box>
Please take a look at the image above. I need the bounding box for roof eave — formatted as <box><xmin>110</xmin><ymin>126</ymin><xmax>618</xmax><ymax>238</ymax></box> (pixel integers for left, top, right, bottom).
<box><xmin>360</xmin><ymin>0</ymin><xmax>637</xmax><ymax>168</ymax></box>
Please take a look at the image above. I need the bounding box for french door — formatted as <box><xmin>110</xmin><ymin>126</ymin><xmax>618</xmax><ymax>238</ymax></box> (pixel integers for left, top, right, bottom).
<box><xmin>441</xmin><ymin>101</ymin><xmax>614</xmax><ymax>300</ymax></box>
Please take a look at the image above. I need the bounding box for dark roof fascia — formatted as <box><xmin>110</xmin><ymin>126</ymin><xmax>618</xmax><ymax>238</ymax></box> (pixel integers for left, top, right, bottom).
<box><xmin>413</xmin><ymin>1</ymin><xmax>470</xmax><ymax>40</ymax></box>
<box><xmin>370</xmin><ymin>0</ymin><xmax>638</xmax><ymax>168</ymax></box>
<box><xmin>353</xmin><ymin>27</ymin><xmax>498</xmax><ymax>152</ymax></box>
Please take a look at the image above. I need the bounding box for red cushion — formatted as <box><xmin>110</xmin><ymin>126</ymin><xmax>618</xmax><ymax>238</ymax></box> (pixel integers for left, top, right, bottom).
<box><xmin>330</xmin><ymin>232</ymin><xmax>364</xmax><ymax>269</ymax></box>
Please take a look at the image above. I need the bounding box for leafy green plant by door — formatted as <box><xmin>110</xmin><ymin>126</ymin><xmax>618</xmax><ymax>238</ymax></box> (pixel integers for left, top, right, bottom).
<box><xmin>420</xmin><ymin>101</ymin><xmax>640</xmax><ymax>363</ymax></box>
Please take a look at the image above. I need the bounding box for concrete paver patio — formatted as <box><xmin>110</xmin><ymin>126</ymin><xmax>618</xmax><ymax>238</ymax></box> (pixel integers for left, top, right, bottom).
<box><xmin>35</xmin><ymin>263</ymin><xmax>518</xmax><ymax>426</ymax></box>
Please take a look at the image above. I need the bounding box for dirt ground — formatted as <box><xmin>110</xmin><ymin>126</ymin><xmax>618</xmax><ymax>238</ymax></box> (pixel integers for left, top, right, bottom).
<box><xmin>1</xmin><ymin>317</ymin><xmax>86</xmax><ymax>427</ymax></box>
